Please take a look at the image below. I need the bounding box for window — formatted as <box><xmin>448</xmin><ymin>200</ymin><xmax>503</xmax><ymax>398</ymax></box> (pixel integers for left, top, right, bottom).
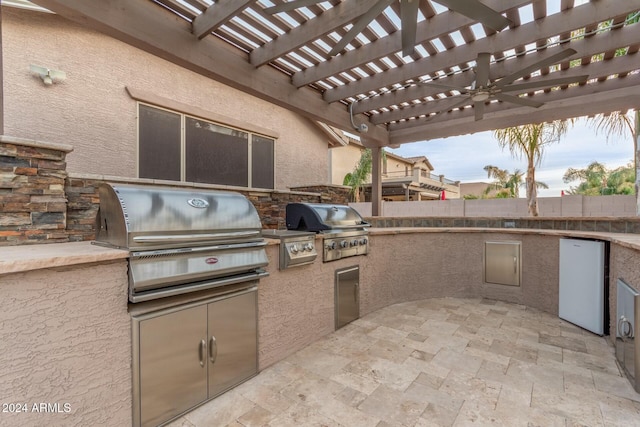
<box><xmin>138</xmin><ymin>104</ymin><xmax>275</xmax><ymax>189</ymax></box>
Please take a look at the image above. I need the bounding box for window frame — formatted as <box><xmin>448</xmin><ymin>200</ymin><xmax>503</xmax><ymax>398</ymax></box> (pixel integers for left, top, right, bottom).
<box><xmin>136</xmin><ymin>101</ymin><xmax>276</xmax><ymax>189</ymax></box>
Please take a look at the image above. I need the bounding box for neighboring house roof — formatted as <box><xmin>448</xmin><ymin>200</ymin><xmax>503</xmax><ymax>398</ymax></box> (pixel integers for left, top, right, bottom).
<box><xmin>403</xmin><ymin>156</ymin><xmax>434</xmax><ymax>171</ymax></box>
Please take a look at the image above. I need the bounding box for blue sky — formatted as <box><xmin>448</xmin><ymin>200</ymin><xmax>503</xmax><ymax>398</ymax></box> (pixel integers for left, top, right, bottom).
<box><xmin>387</xmin><ymin>116</ymin><xmax>635</xmax><ymax>197</ymax></box>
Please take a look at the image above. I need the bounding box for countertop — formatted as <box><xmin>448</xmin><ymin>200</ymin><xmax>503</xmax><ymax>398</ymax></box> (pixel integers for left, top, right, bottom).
<box><xmin>0</xmin><ymin>242</ymin><xmax>129</xmax><ymax>276</ymax></box>
<box><xmin>369</xmin><ymin>227</ymin><xmax>640</xmax><ymax>251</ymax></box>
<box><xmin>3</xmin><ymin>228</ymin><xmax>640</xmax><ymax>276</ymax></box>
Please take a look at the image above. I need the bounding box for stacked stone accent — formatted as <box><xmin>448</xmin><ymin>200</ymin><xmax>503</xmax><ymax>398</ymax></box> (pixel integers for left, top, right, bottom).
<box><xmin>65</xmin><ymin>177</ymin><xmax>101</xmax><ymax>242</ymax></box>
<box><xmin>0</xmin><ymin>136</ymin><xmax>72</xmax><ymax>245</ymax></box>
<box><xmin>246</xmin><ymin>190</ymin><xmax>321</xmax><ymax>230</ymax></box>
<box><xmin>64</xmin><ymin>179</ymin><xmax>326</xmax><ymax>241</ymax></box>
<box><xmin>290</xmin><ymin>184</ymin><xmax>350</xmax><ymax>204</ymax></box>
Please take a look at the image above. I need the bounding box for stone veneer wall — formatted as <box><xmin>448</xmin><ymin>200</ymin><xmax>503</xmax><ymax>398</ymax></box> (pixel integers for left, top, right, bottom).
<box><xmin>0</xmin><ymin>136</ymin><xmax>73</xmax><ymax>245</ymax></box>
<box><xmin>290</xmin><ymin>184</ymin><xmax>350</xmax><ymax>204</ymax></box>
<box><xmin>0</xmin><ymin>136</ymin><xmax>354</xmax><ymax>245</ymax></box>
<box><xmin>65</xmin><ymin>177</ymin><xmax>350</xmax><ymax>241</ymax></box>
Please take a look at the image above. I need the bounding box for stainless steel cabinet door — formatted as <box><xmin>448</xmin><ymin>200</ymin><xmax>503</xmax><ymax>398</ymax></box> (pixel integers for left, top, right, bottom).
<box><xmin>207</xmin><ymin>290</ymin><xmax>257</xmax><ymax>398</ymax></box>
<box><xmin>484</xmin><ymin>241</ymin><xmax>521</xmax><ymax>286</ymax></box>
<box><xmin>138</xmin><ymin>304</ymin><xmax>208</xmax><ymax>427</ymax></box>
<box><xmin>335</xmin><ymin>266</ymin><xmax>359</xmax><ymax>329</ymax></box>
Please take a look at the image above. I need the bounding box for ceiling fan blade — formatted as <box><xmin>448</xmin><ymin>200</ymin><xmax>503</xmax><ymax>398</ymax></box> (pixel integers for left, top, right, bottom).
<box><xmin>426</xmin><ymin>96</ymin><xmax>471</xmax><ymax>121</ymax></box>
<box><xmin>494</xmin><ymin>93</ymin><xmax>544</xmax><ymax>108</ymax></box>
<box><xmin>419</xmin><ymin>80</ymin><xmax>470</xmax><ymax>93</ymax></box>
<box><xmin>329</xmin><ymin>0</ymin><xmax>394</xmax><ymax>56</ymax></box>
<box><xmin>264</xmin><ymin>0</ymin><xmax>325</xmax><ymax>14</ymax></box>
<box><xmin>500</xmin><ymin>75</ymin><xmax>590</xmax><ymax>93</ymax></box>
<box><xmin>400</xmin><ymin>0</ymin><xmax>419</xmax><ymax>57</ymax></box>
<box><xmin>474</xmin><ymin>101</ymin><xmax>484</xmax><ymax>121</ymax></box>
<box><xmin>474</xmin><ymin>52</ymin><xmax>491</xmax><ymax>88</ymax></box>
<box><xmin>495</xmin><ymin>49</ymin><xmax>578</xmax><ymax>88</ymax></box>
<box><xmin>436</xmin><ymin>0</ymin><xmax>511</xmax><ymax>31</ymax></box>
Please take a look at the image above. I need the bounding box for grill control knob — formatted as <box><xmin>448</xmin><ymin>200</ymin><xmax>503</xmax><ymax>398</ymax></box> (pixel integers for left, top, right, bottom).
<box><xmin>303</xmin><ymin>242</ymin><xmax>314</xmax><ymax>252</ymax></box>
<box><xmin>290</xmin><ymin>244</ymin><xmax>299</xmax><ymax>254</ymax></box>
<box><xmin>327</xmin><ymin>241</ymin><xmax>337</xmax><ymax>250</ymax></box>
<box><xmin>339</xmin><ymin>240</ymin><xmax>348</xmax><ymax>248</ymax></box>
<box><xmin>359</xmin><ymin>238</ymin><xmax>368</xmax><ymax>245</ymax></box>
<box><xmin>351</xmin><ymin>239</ymin><xmax>359</xmax><ymax>247</ymax></box>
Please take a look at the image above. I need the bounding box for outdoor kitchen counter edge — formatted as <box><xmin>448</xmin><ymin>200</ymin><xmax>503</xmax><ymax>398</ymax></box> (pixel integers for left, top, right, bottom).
<box><xmin>368</xmin><ymin>227</ymin><xmax>640</xmax><ymax>252</ymax></box>
<box><xmin>0</xmin><ymin>241</ymin><xmax>129</xmax><ymax>276</ymax></box>
<box><xmin>3</xmin><ymin>227</ymin><xmax>640</xmax><ymax>276</ymax></box>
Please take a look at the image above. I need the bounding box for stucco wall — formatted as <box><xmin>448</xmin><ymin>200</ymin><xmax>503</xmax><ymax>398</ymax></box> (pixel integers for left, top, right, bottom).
<box><xmin>329</xmin><ymin>144</ymin><xmax>362</xmax><ymax>185</ymax></box>
<box><xmin>2</xmin><ymin>7</ymin><xmax>328</xmax><ymax>190</ymax></box>
<box><xmin>258</xmin><ymin>231</ymin><xmax>562</xmax><ymax>370</ymax></box>
<box><xmin>0</xmin><ymin>260</ymin><xmax>130</xmax><ymax>427</ymax></box>
<box><xmin>358</xmin><ymin>232</ymin><xmax>560</xmax><ymax>316</ymax></box>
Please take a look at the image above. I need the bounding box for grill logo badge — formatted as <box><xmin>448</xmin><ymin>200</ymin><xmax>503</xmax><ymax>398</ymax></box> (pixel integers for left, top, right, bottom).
<box><xmin>187</xmin><ymin>198</ymin><xmax>209</xmax><ymax>208</ymax></box>
<box><xmin>205</xmin><ymin>257</ymin><xmax>219</xmax><ymax>265</ymax></box>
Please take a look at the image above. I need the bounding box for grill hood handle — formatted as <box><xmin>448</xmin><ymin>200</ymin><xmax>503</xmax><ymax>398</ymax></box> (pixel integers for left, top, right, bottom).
<box><xmin>132</xmin><ymin>230</ymin><xmax>261</xmax><ymax>244</ymax></box>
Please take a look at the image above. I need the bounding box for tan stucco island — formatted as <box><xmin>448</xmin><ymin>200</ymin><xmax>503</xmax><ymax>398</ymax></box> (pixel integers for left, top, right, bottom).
<box><xmin>1</xmin><ymin>227</ymin><xmax>639</xmax><ymax>426</ymax></box>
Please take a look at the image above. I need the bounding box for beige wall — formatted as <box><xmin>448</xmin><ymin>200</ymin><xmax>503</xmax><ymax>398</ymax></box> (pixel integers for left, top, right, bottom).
<box><xmin>0</xmin><ymin>261</ymin><xmax>130</xmax><ymax>427</ymax></box>
<box><xmin>2</xmin><ymin>8</ymin><xmax>328</xmax><ymax>190</ymax></box>
<box><xmin>329</xmin><ymin>144</ymin><xmax>362</xmax><ymax>185</ymax></box>
<box><xmin>350</xmin><ymin>195</ymin><xmax>637</xmax><ymax>218</ymax></box>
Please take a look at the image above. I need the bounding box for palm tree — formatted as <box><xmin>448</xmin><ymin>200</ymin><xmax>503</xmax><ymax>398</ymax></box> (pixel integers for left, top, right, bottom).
<box><xmin>586</xmin><ymin>110</ymin><xmax>638</xmax><ymax>202</ymax></box>
<box><xmin>484</xmin><ymin>165</ymin><xmax>548</xmax><ymax>199</ymax></box>
<box><xmin>493</xmin><ymin>121</ymin><xmax>570</xmax><ymax>216</ymax></box>
<box><xmin>583</xmin><ymin>12</ymin><xmax>640</xmax><ymax>210</ymax></box>
<box><xmin>564</xmin><ymin>161</ymin><xmax>635</xmax><ymax>195</ymax></box>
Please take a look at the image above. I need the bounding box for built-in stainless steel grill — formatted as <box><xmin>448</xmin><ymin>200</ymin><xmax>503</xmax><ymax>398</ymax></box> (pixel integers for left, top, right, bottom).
<box><xmin>286</xmin><ymin>203</ymin><xmax>370</xmax><ymax>262</ymax></box>
<box><xmin>94</xmin><ymin>183</ymin><xmax>268</xmax><ymax>302</ymax></box>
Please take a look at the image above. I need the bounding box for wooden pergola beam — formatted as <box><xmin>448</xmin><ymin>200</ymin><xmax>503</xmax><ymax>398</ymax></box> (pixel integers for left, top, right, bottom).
<box><xmin>192</xmin><ymin>1</ymin><xmax>253</xmax><ymax>39</ymax></box>
<box><xmin>29</xmin><ymin>0</ymin><xmax>390</xmax><ymax>146</ymax></box>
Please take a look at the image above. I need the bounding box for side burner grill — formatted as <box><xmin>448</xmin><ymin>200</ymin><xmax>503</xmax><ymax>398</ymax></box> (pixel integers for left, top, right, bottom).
<box><xmin>286</xmin><ymin>203</ymin><xmax>369</xmax><ymax>262</ymax></box>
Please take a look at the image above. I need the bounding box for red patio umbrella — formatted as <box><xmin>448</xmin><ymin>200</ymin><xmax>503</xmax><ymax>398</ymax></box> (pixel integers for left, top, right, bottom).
<box><xmin>440</xmin><ymin>190</ymin><xmax>446</xmax><ymax>200</ymax></box>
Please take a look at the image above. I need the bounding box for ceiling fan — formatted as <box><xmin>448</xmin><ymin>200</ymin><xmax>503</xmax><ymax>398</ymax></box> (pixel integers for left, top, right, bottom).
<box><xmin>265</xmin><ymin>0</ymin><xmax>511</xmax><ymax>57</ymax></box>
<box><xmin>420</xmin><ymin>48</ymin><xmax>590</xmax><ymax>121</ymax></box>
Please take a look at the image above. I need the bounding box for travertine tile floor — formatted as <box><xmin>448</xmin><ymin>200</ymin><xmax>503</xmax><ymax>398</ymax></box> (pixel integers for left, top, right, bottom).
<box><xmin>169</xmin><ymin>298</ymin><xmax>640</xmax><ymax>427</ymax></box>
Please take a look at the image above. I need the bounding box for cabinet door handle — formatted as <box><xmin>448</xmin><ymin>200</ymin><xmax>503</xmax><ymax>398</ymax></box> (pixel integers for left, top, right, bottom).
<box><xmin>513</xmin><ymin>256</ymin><xmax>517</xmax><ymax>274</ymax></box>
<box><xmin>209</xmin><ymin>336</ymin><xmax>218</xmax><ymax>364</ymax></box>
<box><xmin>354</xmin><ymin>283</ymin><xmax>359</xmax><ymax>302</ymax></box>
<box><xmin>199</xmin><ymin>339</ymin><xmax>206</xmax><ymax>367</ymax></box>
<box><xmin>618</xmin><ymin>316</ymin><xmax>634</xmax><ymax>338</ymax></box>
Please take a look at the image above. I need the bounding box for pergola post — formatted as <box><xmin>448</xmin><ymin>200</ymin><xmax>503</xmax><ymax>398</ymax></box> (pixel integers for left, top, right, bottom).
<box><xmin>0</xmin><ymin>5</ymin><xmax>4</xmax><ymax>134</ymax></box>
<box><xmin>371</xmin><ymin>146</ymin><xmax>382</xmax><ymax>217</ymax></box>
<box><xmin>635</xmin><ymin>110</ymin><xmax>640</xmax><ymax>216</ymax></box>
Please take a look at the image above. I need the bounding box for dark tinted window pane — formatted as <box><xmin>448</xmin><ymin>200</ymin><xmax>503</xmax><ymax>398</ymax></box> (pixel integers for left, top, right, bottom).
<box><xmin>185</xmin><ymin>118</ymin><xmax>248</xmax><ymax>186</ymax></box>
<box><xmin>139</xmin><ymin>105</ymin><xmax>181</xmax><ymax>181</ymax></box>
<box><xmin>252</xmin><ymin>135</ymin><xmax>274</xmax><ymax>189</ymax></box>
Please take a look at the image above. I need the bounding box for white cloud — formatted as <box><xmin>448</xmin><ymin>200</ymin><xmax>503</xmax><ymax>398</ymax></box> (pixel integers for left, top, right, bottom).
<box><xmin>389</xmin><ymin>117</ymin><xmax>634</xmax><ymax>198</ymax></box>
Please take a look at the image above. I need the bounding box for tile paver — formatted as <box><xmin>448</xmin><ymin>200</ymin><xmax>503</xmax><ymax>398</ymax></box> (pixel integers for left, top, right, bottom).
<box><xmin>168</xmin><ymin>298</ymin><xmax>640</xmax><ymax>427</ymax></box>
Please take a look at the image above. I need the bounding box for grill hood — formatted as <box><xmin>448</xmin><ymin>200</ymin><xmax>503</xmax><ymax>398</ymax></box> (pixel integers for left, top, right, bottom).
<box><xmin>286</xmin><ymin>203</ymin><xmax>370</xmax><ymax>232</ymax></box>
<box><xmin>96</xmin><ymin>183</ymin><xmax>263</xmax><ymax>250</ymax></box>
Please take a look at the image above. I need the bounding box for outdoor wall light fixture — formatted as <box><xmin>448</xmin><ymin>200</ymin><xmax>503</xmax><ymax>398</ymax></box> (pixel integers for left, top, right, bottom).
<box><xmin>349</xmin><ymin>101</ymin><xmax>369</xmax><ymax>133</ymax></box>
<box><xmin>30</xmin><ymin>64</ymin><xmax>66</xmax><ymax>86</ymax></box>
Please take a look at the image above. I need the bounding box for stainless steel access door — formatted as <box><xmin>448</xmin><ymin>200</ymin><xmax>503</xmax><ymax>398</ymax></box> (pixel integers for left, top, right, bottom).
<box><xmin>138</xmin><ymin>304</ymin><xmax>208</xmax><ymax>427</ymax></box>
<box><xmin>335</xmin><ymin>266</ymin><xmax>359</xmax><ymax>329</ymax></box>
<box><xmin>208</xmin><ymin>289</ymin><xmax>258</xmax><ymax>398</ymax></box>
<box><xmin>616</xmin><ymin>279</ymin><xmax>639</xmax><ymax>392</ymax></box>
<box><xmin>484</xmin><ymin>241</ymin><xmax>521</xmax><ymax>286</ymax></box>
